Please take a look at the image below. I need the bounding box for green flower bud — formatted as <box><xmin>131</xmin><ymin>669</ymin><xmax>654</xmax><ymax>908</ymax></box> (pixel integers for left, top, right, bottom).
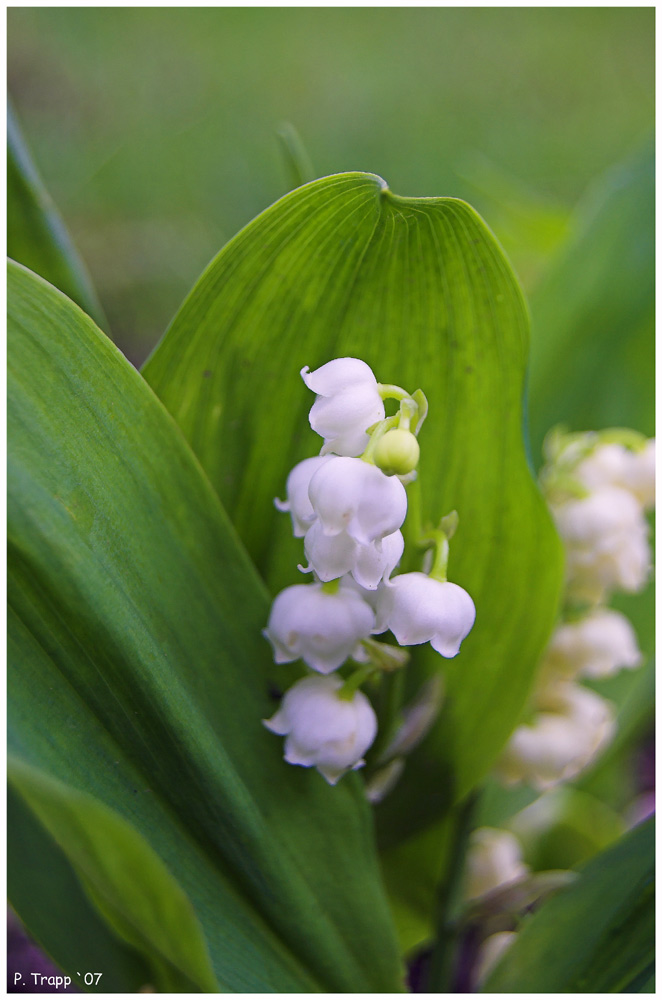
<box><xmin>373</xmin><ymin>428</ymin><xmax>420</xmax><ymax>476</ymax></box>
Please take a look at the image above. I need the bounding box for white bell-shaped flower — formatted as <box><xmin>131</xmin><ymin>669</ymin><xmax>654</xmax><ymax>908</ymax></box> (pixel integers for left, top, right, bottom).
<box><xmin>543</xmin><ymin>609</ymin><xmax>642</xmax><ymax>680</ymax></box>
<box><xmin>308</xmin><ymin>456</ymin><xmax>407</xmax><ymax>545</ymax></box>
<box><xmin>575</xmin><ymin>440</ymin><xmax>655</xmax><ymax>511</ymax></box>
<box><xmin>263</xmin><ymin>581</ymin><xmax>374</xmax><ymax>673</ymax></box>
<box><xmin>302</xmin><ymin>521</ymin><xmax>404</xmax><ymax>590</ymax></box>
<box><xmin>497</xmin><ymin>683</ymin><xmax>615</xmax><ymax>791</ymax></box>
<box><xmin>552</xmin><ymin>486</ymin><xmax>651</xmax><ymax>600</ymax></box>
<box><xmin>340</xmin><ymin>578</ymin><xmax>392</xmax><ymax>634</ymax></box>
<box><xmin>301</xmin><ymin>357</ymin><xmax>385</xmax><ymax>456</ymax></box>
<box><xmin>274</xmin><ymin>455</ymin><xmax>333</xmax><ymax>536</ymax></box>
<box><xmin>263</xmin><ymin>674</ymin><xmax>378</xmax><ymax>784</ymax></box>
<box><xmin>464</xmin><ymin>828</ymin><xmax>529</xmax><ymax>901</ymax></box>
<box><xmin>378</xmin><ymin>572</ymin><xmax>476</xmax><ymax>657</ymax></box>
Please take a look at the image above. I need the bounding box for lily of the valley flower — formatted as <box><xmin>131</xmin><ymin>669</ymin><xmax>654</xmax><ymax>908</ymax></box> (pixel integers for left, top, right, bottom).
<box><xmin>378</xmin><ymin>572</ymin><xmax>476</xmax><ymax>657</ymax></box>
<box><xmin>542</xmin><ymin>608</ymin><xmax>642</xmax><ymax>680</ymax></box>
<box><xmin>263</xmin><ymin>581</ymin><xmax>375</xmax><ymax>673</ymax></box>
<box><xmin>574</xmin><ymin>439</ymin><xmax>655</xmax><ymax>511</ymax></box>
<box><xmin>497</xmin><ymin>682</ymin><xmax>615</xmax><ymax>791</ymax></box>
<box><xmin>301</xmin><ymin>357</ymin><xmax>385</xmax><ymax>456</ymax></box>
<box><xmin>552</xmin><ymin>486</ymin><xmax>651</xmax><ymax>601</ymax></box>
<box><xmin>302</xmin><ymin>521</ymin><xmax>404</xmax><ymax>589</ymax></box>
<box><xmin>308</xmin><ymin>455</ymin><xmax>408</xmax><ymax>545</ymax></box>
<box><xmin>464</xmin><ymin>828</ymin><xmax>529</xmax><ymax>901</ymax></box>
<box><xmin>274</xmin><ymin>455</ymin><xmax>333</xmax><ymax>536</ymax></box>
<box><xmin>263</xmin><ymin>674</ymin><xmax>378</xmax><ymax>784</ymax></box>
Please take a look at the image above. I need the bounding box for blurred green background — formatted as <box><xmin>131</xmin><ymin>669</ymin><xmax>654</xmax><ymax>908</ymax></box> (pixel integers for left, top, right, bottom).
<box><xmin>8</xmin><ymin>7</ymin><xmax>654</xmax><ymax>364</ymax></box>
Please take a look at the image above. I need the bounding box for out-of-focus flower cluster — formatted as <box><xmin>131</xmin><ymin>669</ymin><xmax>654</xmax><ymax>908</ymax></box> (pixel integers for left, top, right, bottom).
<box><xmin>263</xmin><ymin>358</ymin><xmax>476</xmax><ymax>784</ymax></box>
<box><xmin>498</xmin><ymin>430</ymin><xmax>655</xmax><ymax>791</ymax></box>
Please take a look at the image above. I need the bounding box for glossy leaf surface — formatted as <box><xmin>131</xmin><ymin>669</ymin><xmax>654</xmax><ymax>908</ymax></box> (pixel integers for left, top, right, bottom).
<box><xmin>8</xmin><ymin>261</ymin><xmax>403</xmax><ymax>992</ymax></box>
<box><xmin>143</xmin><ymin>173</ymin><xmax>563</xmax><ymax>829</ymax></box>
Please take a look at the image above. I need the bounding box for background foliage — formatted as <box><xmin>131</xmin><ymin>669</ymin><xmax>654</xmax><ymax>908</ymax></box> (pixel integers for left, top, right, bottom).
<box><xmin>8</xmin><ymin>7</ymin><xmax>654</xmax><ymax>362</ymax></box>
<box><xmin>8</xmin><ymin>6</ymin><xmax>654</xmax><ymax>994</ymax></box>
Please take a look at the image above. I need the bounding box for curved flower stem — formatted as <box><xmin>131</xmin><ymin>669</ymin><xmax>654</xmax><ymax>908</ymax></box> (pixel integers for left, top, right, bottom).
<box><xmin>377</xmin><ymin>383</ymin><xmax>410</xmax><ymax>402</ymax></box>
<box><xmin>338</xmin><ymin>664</ymin><xmax>377</xmax><ymax>700</ymax></box>
<box><xmin>361</xmin><ymin>415</ymin><xmax>399</xmax><ymax>464</ymax></box>
<box><xmin>426</xmin><ymin>790</ymin><xmax>481</xmax><ymax>992</ymax></box>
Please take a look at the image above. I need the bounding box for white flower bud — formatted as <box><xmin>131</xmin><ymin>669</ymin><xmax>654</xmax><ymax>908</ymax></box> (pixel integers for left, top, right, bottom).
<box><xmin>498</xmin><ymin>683</ymin><xmax>615</xmax><ymax>791</ymax></box>
<box><xmin>544</xmin><ymin>609</ymin><xmax>642</xmax><ymax>680</ymax></box>
<box><xmin>301</xmin><ymin>357</ymin><xmax>385</xmax><ymax>457</ymax></box>
<box><xmin>464</xmin><ymin>828</ymin><xmax>528</xmax><ymax>901</ymax></box>
<box><xmin>263</xmin><ymin>674</ymin><xmax>377</xmax><ymax>784</ymax></box>
<box><xmin>308</xmin><ymin>456</ymin><xmax>407</xmax><ymax>545</ymax></box>
<box><xmin>575</xmin><ymin>440</ymin><xmax>655</xmax><ymax>511</ymax></box>
<box><xmin>373</xmin><ymin>429</ymin><xmax>420</xmax><ymax>476</ymax></box>
<box><xmin>552</xmin><ymin>486</ymin><xmax>651</xmax><ymax>600</ymax></box>
<box><xmin>274</xmin><ymin>455</ymin><xmax>333</xmax><ymax>536</ymax></box>
<box><xmin>302</xmin><ymin>521</ymin><xmax>404</xmax><ymax>590</ymax></box>
<box><xmin>378</xmin><ymin>572</ymin><xmax>476</xmax><ymax>657</ymax></box>
<box><xmin>474</xmin><ymin>932</ymin><xmax>517</xmax><ymax>987</ymax></box>
<box><xmin>263</xmin><ymin>582</ymin><xmax>375</xmax><ymax>673</ymax></box>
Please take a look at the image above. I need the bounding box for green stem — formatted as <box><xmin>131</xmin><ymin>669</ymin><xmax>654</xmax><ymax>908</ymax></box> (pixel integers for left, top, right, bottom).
<box><xmin>426</xmin><ymin>790</ymin><xmax>481</xmax><ymax>992</ymax></box>
<box><xmin>429</xmin><ymin>531</ymin><xmax>449</xmax><ymax>582</ymax></box>
<box><xmin>338</xmin><ymin>664</ymin><xmax>375</xmax><ymax>700</ymax></box>
<box><xmin>377</xmin><ymin>383</ymin><xmax>410</xmax><ymax>402</ymax></box>
<box><xmin>361</xmin><ymin>415</ymin><xmax>399</xmax><ymax>463</ymax></box>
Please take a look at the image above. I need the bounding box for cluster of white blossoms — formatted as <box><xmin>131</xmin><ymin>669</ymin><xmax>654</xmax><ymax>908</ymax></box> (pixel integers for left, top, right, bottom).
<box><xmin>263</xmin><ymin>358</ymin><xmax>476</xmax><ymax>785</ymax></box>
<box><xmin>498</xmin><ymin>430</ymin><xmax>655</xmax><ymax>791</ymax></box>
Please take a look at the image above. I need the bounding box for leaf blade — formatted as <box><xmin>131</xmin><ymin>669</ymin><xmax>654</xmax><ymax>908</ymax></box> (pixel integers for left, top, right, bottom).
<box><xmin>142</xmin><ymin>174</ymin><xmax>564</xmax><ymax>829</ymax></box>
<box><xmin>8</xmin><ymin>260</ymin><xmax>404</xmax><ymax>992</ymax></box>
<box><xmin>8</xmin><ymin>101</ymin><xmax>107</xmax><ymax>330</ymax></box>
<box><xmin>483</xmin><ymin>818</ymin><xmax>654</xmax><ymax>992</ymax></box>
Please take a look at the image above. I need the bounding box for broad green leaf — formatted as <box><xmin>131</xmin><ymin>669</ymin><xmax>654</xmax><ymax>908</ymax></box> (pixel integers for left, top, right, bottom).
<box><xmin>9</xmin><ymin>759</ymin><xmax>218</xmax><ymax>993</ymax></box>
<box><xmin>8</xmin><ymin>784</ymin><xmax>150</xmax><ymax>993</ymax></box>
<box><xmin>8</xmin><ymin>260</ymin><xmax>404</xmax><ymax>993</ymax></box>
<box><xmin>7</xmin><ymin>102</ymin><xmax>107</xmax><ymax>330</ymax></box>
<box><xmin>143</xmin><ymin>172</ymin><xmax>563</xmax><ymax>834</ymax></box>
<box><xmin>483</xmin><ymin>817</ymin><xmax>654</xmax><ymax>992</ymax></box>
<box><xmin>528</xmin><ymin>137</ymin><xmax>654</xmax><ymax>460</ymax></box>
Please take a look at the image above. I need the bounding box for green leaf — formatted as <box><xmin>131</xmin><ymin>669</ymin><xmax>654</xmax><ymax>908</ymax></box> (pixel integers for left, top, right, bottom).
<box><xmin>528</xmin><ymin>137</ymin><xmax>654</xmax><ymax>460</ymax></box>
<box><xmin>483</xmin><ymin>818</ymin><xmax>654</xmax><ymax>992</ymax></box>
<box><xmin>8</xmin><ymin>784</ymin><xmax>150</xmax><ymax>993</ymax></box>
<box><xmin>379</xmin><ymin>814</ymin><xmax>456</xmax><ymax>955</ymax></box>
<box><xmin>7</xmin><ymin>101</ymin><xmax>107</xmax><ymax>330</ymax></box>
<box><xmin>9</xmin><ymin>759</ymin><xmax>218</xmax><ymax>993</ymax></box>
<box><xmin>143</xmin><ymin>172</ymin><xmax>563</xmax><ymax>835</ymax></box>
<box><xmin>8</xmin><ymin>260</ymin><xmax>403</xmax><ymax>993</ymax></box>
